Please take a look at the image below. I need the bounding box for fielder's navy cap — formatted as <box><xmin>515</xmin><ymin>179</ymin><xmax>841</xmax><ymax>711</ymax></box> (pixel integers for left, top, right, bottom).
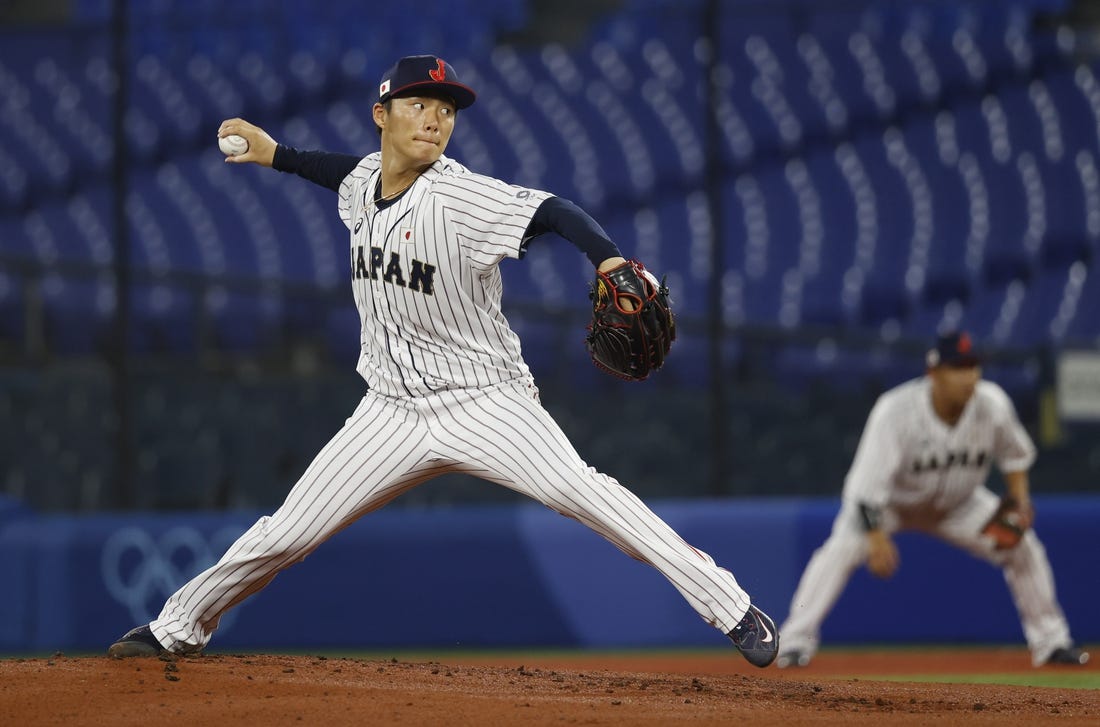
<box><xmin>926</xmin><ymin>330</ymin><xmax>982</xmax><ymax>368</ymax></box>
<box><xmin>377</xmin><ymin>55</ymin><xmax>476</xmax><ymax>109</ymax></box>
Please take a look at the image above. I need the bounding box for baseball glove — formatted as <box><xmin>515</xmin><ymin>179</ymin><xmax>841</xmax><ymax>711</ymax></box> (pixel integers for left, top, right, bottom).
<box><xmin>585</xmin><ymin>259</ymin><xmax>675</xmax><ymax>381</ymax></box>
<box><xmin>981</xmin><ymin>496</ymin><xmax>1033</xmax><ymax>550</ymax></box>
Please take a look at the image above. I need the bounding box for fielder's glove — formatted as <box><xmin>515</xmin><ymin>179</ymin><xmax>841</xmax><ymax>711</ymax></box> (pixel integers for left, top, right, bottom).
<box><xmin>585</xmin><ymin>259</ymin><xmax>675</xmax><ymax>381</ymax></box>
<box><xmin>981</xmin><ymin>496</ymin><xmax>1033</xmax><ymax>550</ymax></box>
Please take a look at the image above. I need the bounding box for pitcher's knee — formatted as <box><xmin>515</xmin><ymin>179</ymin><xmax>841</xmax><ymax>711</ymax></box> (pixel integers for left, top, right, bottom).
<box><xmin>530</xmin><ymin>470</ymin><xmax>620</xmax><ymax>517</ymax></box>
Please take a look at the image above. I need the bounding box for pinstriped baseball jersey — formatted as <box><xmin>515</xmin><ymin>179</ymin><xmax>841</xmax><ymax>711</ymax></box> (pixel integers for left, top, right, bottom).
<box><xmin>780</xmin><ymin>374</ymin><xmax>1077</xmax><ymax>666</ymax></box>
<box><xmin>113</xmin><ymin>65</ymin><xmax>774</xmax><ymax>663</ymax></box>
<box><xmin>140</xmin><ymin>146</ymin><xmax>757</xmax><ymax>656</ymax></box>
<box><xmin>843</xmin><ymin>378</ymin><xmax>1036</xmax><ymax>511</ymax></box>
<box><xmin>337</xmin><ymin>152</ymin><xmax>552</xmax><ymax>397</ymax></box>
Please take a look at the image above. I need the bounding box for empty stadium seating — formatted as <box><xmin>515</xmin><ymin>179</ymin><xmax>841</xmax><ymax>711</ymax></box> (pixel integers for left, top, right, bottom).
<box><xmin>3</xmin><ymin>0</ymin><xmax>1097</xmax><ymax>356</ymax></box>
<box><xmin>4</xmin><ymin>0</ymin><xmax>1100</xmax><ymax>508</ymax></box>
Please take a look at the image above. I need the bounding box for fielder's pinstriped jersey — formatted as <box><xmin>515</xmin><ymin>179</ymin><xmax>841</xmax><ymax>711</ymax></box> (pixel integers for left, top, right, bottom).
<box><xmin>337</xmin><ymin>153</ymin><xmax>552</xmax><ymax>397</ymax></box>
<box><xmin>843</xmin><ymin>378</ymin><xmax>1036</xmax><ymax>511</ymax></box>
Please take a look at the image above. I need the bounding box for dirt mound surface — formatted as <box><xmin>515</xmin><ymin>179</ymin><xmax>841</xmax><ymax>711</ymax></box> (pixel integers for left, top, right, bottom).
<box><xmin>1</xmin><ymin>651</ymin><xmax>1096</xmax><ymax>726</ymax></box>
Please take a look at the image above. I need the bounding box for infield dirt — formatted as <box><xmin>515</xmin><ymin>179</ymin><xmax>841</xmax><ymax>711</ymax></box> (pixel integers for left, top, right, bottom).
<box><xmin>1</xmin><ymin>648</ymin><xmax>1096</xmax><ymax>725</ymax></box>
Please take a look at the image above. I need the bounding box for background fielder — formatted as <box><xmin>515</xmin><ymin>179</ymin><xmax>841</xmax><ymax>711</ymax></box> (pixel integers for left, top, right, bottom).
<box><xmin>776</xmin><ymin>331</ymin><xmax>1088</xmax><ymax>668</ymax></box>
<box><xmin>107</xmin><ymin>54</ymin><xmax>778</xmax><ymax>666</ymax></box>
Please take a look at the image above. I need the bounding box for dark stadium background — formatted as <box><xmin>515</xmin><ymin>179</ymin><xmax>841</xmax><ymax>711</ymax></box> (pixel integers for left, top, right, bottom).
<box><xmin>2</xmin><ymin>0</ymin><xmax>1098</xmax><ymax>513</ymax></box>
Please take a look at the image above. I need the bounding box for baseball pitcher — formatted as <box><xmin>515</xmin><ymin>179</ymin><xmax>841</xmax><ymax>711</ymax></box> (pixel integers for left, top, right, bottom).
<box><xmin>108</xmin><ymin>55</ymin><xmax>778</xmax><ymax>667</ymax></box>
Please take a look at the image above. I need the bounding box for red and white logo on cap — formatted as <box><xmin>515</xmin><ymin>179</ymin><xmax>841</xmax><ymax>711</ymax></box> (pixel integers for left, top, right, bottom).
<box><xmin>379</xmin><ymin>79</ymin><xmax>391</xmax><ymax>97</ymax></box>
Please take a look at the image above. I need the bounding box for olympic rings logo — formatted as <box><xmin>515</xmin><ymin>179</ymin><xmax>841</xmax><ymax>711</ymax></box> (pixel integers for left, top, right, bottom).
<box><xmin>100</xmin><ymin>525</ymin><xmax>245</xmax><ymax>627</ymax></box>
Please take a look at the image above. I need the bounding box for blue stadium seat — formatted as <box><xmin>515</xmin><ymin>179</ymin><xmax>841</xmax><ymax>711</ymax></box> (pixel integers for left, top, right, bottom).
<box><xmin>1007</xmin><ymin>262</ymin><xmax>1077</xmax><ymax>347</ymax></box>
<box><xmin>152</xmin><ymin>162</ymin><xmax>230</xmax><ymax>277</ymax></box>
<box><xmin>870</xmin><ymin>20</ymin><xmax>931</xmax><ymax>111</ymax></box>
<box><xmin>813</xmin><ymin>19</ymin><xmax>897</xmax><ymax>124</ymax></box>
<box><xmin>973</xmin><ymin>2</ymin><xmax>1035</xmax><ymax>79</ymax></box>
<box><xmin>177</xmin><ymin>155</ymin><xmax>282</xmax><ymax>279</ymax></box>
<box><xmin>850</xmin><ymin>132</ymin><xmax>917</xmax><ymax>325</ymax></box>
<box><xmin>0</xmin><ymin>100</ymin><xmax>74</xmax><ymax>195</ymax></box>
<box><xmin>949</xmin><ymin>98</ymin><xmax>1033</xmax><ymax>284</ymax></box>
<box><xmin>803</xmin><ymin>145</ymin><xmax>857</xmax><ymax>268</ymax></box>
<box><xmin>958</xmin><ymin>278</ymin><xmax>1021</xmax><ymax>342</ymax></box>
<box><xmin>631</xmin><ymin>39</ymin><xmax>706</xmax><ymax>184</ymax></box>
<box><xmin>27</xmin><ymin>56</ymin><xmax>112</xmax><ymax>178</ymax></box>
<box><xmin>653</xmin><ymin>195</ymin><xmax>711</xmax><ymax>319</ymax></box>
<box><xmin>1061</xmin><ymin>261</ymin><xmax>1100</xmax><ymax>344</ymax></box>
<box><xmin>180</xmin><ymin>52</ymin><xmax>248</xmax><ymax>123</ymax></box>
<box><xmin>127</xmin><ymin>171</ymin><xmax>187</xmax><ymax>275</ymax></box>
<box><xmin>229</xmin><ymin>46</ymin><xmax>290</xmax><ymax>118</ymax></box>
<box><xmin>1001</xmin><ymin>80</ymin><xmax>1047</xmax><ymax>155</ymax></box>
<box><xmin>718</xmin><ymin>14</ymin><xmax>808</xmax><ymax>154</ymax></box>
<box><xmin>263</xmin><ymin>168</ymin><xmax>346</xmax><ymax>287</ymax></box>
<box><xmin>133</xmin><ymin>53</ymin><xmax>205</xmax><ymax>149</ymax></box>
<box><xmin>1054</xmin><ymin>65</ymin><xmax>1100</xmax><ymax>155</ymax></box>
<box><xmin>902</xmin><ymin>114</ymin><xmax>974</xmax><ymax>305</ymax></box>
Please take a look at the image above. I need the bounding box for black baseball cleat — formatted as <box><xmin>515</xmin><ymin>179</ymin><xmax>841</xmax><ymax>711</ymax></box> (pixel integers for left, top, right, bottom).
<box><xmin>108</xmin><ymin>625</ymin><xmax>167</xmax><ymax>658</ymax></box>
<box><xmin>1045</xmin><ymin>647</ymin><xmax>1090</xmax><ymax>666</ymax></box>
<box><xmin>776</xmin><ymin>649</ymin><xmax>811</xmax><ymax>669</ymax></box>
<box><xmin>728</xmin><ymin>605</ymin><xmax>779</xmax><ymax>667</ymax></box>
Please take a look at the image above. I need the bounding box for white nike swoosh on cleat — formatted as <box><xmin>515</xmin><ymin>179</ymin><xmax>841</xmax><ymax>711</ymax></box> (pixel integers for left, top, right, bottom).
<box><xmin>758</xmin><ymin>617</ymin><xmax>774</xmax><ymax>644</ymax></box>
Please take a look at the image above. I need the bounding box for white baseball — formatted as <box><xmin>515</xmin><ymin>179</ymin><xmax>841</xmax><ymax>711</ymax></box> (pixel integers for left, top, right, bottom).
<box><xmin>218</xmin><ymin>134</ymin><xmax>249</xmax><ymax>157</ymax></box>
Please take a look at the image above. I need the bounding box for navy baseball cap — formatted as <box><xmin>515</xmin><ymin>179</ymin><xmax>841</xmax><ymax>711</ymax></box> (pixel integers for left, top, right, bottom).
<box><xmin>377</xmin><ymin>55</ymin><xmax>476</xmax><ymax>109</ymax></box>
<box><xmin>926</xmin><ymin>330</ymin><xmax>982</xmax><ymax>368</ymax></box>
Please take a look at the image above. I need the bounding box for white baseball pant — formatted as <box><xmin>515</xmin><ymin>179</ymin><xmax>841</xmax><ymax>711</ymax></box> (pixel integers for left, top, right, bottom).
<box><xmin>150</xmin><ymin>377</ymin><xmax>752</xmax><ymax>651</ymax></box>
<box><xmin>779</xmin><ymin>491</ymin><xmax>1073</xmax><ymax>665</ymax></box>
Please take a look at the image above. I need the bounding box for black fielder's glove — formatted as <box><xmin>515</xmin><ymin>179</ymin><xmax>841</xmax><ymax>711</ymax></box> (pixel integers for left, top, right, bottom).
<box><xmin>585</xmin><ymin>259</ymin><xmax>676</xmax><ymax>381</ymax></box>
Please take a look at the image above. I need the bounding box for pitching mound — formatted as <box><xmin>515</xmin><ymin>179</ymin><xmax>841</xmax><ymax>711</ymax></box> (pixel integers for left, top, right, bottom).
<box><xmin>1</xmin><ymin>651</ymin><xmax>1096</xmax><ymax>725</ymax></box>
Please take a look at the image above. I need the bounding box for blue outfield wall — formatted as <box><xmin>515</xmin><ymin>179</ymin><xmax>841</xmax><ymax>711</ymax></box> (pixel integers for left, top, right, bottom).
<box><xmin>0</xmin><ymin>495</ymin><xmax>1096</xmax><ymax>654</ymax></box>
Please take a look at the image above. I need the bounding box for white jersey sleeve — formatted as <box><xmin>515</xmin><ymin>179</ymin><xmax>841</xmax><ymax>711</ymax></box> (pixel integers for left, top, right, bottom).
<box><xmin>984</xmin><ymin>381</ymin><xmax>1037</xmax><ymax>473</ymax></box>
<box><xmin>431</xmin><ymin>171</ymin><xmax>553</xmax><ymax>271</ymax></box>
<box><xmin>841</xmin><ymin>391</ymin><xmax>905</xmax><ymax>509</ymax></box>
<box><xmin>337</xmin><ymin>152</ymin><xmax>382</xmax><ymax>230</ymax></box>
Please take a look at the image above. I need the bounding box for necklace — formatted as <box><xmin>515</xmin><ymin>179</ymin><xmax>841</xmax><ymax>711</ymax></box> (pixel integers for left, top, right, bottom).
<box><xmin>378</xmin><ymin>176</ymin><xmax>417</xmax><ymax>202</ymax></box>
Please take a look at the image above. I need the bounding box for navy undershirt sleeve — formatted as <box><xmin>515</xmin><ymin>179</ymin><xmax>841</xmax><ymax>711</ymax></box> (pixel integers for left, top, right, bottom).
<box><xmin>272</xmin><ymin>145</ymin><xmax>361</xmax><ymax>192</ymax></box>
<box><xmin>523</xmin><ymin>196</ymin><xmax>621</xmax><ymax>267</ymax></box>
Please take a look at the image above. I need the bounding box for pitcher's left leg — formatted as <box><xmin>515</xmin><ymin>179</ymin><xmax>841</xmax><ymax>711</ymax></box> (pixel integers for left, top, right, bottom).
<box><xmin>428</xmin><ymin>381</ymin><xmax>757</xmax><ymax>639</ymax></box>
